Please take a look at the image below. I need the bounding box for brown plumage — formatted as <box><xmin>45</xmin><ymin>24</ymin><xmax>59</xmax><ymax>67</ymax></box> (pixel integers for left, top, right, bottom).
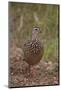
<box><xmin>23</xmin><ymin>39</ymin><xmax>43</xmax><ymax>65</ymax></box>
<box><xmin>23</xmin><ymin>27</ymin><xmax>44</xmax><ymax>66</ymax></box>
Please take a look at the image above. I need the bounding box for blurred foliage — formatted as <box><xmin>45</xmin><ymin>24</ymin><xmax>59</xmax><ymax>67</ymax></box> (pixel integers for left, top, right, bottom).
<box><xmin>44</xmin><ymin>38</ymin><xmax>58</xmax><ymax>62</ymax></box>
<box><xmin>9</xmin><ymin>2</ymin><xmax>59</xmax><ymax>63</ymax></box>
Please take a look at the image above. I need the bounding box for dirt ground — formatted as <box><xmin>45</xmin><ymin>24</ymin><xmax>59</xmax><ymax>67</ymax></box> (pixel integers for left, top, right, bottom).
<box><xmin>9</xmin><ymin>46</ymin><xmax>59</xmax><ymax>87</ymax></box>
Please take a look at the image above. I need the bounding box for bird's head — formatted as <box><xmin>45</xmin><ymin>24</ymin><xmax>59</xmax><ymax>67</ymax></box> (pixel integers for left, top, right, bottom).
<box><xmin>32</xmin><ymin>27</ymin><xmax>40</xmax><ymax>40</ymax></box>
<box><xmin>33</xmin><ymin>27</ymin><xmax>40</xmax><ymax>34</ymax></box>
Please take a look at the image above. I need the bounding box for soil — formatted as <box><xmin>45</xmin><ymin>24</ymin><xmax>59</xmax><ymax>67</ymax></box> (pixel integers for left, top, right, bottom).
<box><xmin>9</xmin><ymin>46</ymin><xmax>59</xmax><ymax>87</ymax></box>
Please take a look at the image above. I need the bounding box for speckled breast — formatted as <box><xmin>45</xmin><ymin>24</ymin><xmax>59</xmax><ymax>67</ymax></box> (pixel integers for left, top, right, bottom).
<box><xmin>23</xmin><ymin>39</ymin><xmax>44</xmax><ymax>65</ymax></box>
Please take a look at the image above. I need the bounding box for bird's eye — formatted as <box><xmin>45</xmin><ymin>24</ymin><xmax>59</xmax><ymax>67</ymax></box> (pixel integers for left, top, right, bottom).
<box><xmin>35</xmin><ymin>29</ymin><xmax>37</xmax><ymax>31</ymax></box>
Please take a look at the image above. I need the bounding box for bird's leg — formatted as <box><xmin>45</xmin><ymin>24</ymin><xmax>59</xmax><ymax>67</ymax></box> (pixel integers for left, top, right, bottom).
<box><xmin>26</xmin><ymin>65</ymin><xmax>32</xmax><ymax>77</ymax></box>
<box><xmin>27</xmin><ymin>65</ymin><xmax>32</xmax><ymax>84</ymax></box>
<box><xmin>28</xmin><ymin>65</ymin><xmax>31</xmax><ymax>77</ymax></box>
<box><xmin>28</xmin><ymin>65</ymin><xmax>35</xmax><ymax>77</ymax></box>
<box><xmin>30</xmin><ymin>65</ymin><xmax>37</xmax><ymax>78</ymax></box>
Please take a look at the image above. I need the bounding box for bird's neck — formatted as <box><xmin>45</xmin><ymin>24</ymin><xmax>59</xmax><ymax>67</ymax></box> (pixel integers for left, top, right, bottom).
<box><xmin>32</xmin><ymin>32</ymin><xmax>38</xmax><ymax>41</ymax></box>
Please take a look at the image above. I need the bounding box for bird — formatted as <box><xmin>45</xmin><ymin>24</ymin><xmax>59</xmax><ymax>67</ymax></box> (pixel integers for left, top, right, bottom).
<box><xmin>23</xmin><ymin>27</ymin><xmax>44</xmax><ymax>76</ymax></box>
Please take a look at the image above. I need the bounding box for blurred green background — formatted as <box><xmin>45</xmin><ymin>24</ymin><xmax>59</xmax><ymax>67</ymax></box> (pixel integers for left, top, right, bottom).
<box><xmin>9</xmin><ymin>2</ymin><xmax>59</xmax><ymax>63</ymax></box>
